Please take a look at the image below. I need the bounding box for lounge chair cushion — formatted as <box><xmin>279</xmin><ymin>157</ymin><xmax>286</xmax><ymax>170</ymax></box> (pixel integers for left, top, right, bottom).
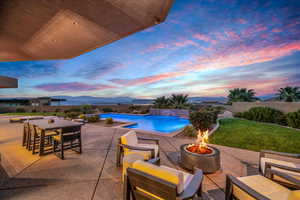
<box><xmin>233</xmin><ymin>175</ymin><xmax>291</xmax><ymax>200</ymax></box>
<box><xmin>132</xmin><ymin>160</ymin><xmax>187</xmax><ymax>194</ymax></box>
<box><xmin>136</xmin><ymin>143</ymin><xmax>159</xmax><ymax>158</ymax></box>
<box><xmin>160</xmin><ymin>165</ymin><xmax>193</xmax><ymax>193</ymax></box>
<box><xmin>260</xmin><ymin>157</ymin><xmax>300</xmax><ymax>184</ymax></box>
<box><xmin>288</xmin><ymin>190</ymin><xmax>300</xmax><ymax>200</ymax></box>
<box><xmin>121</xmin><ymin>130</ymin><xmax>138</xmax><ymax>146</ymax></box>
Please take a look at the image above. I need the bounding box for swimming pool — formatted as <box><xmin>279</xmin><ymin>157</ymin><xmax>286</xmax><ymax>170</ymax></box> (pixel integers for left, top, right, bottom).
<box><xmin>100</xmin><ymin>113</ymin><xmax>190</xmax><ymax>134</ymax></box>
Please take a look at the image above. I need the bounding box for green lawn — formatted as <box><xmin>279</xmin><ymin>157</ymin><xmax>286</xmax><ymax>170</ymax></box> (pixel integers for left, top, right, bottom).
<box><xmin>210</xmin><ymin>118</ymin><xmax>300</xmax><ymax>153</ymax></box>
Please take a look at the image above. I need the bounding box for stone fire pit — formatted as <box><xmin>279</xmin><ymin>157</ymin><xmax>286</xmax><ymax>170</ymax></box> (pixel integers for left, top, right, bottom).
<box><xmin>180</xmin><ymin>144</ymin><xmax>220</xmax><ymax>173</ymax></box>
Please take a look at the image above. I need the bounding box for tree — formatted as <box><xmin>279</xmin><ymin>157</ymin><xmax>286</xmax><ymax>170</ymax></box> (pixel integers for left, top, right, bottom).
<box><xmin>169</xmin><ymin>94</ymin><xmax>190</xmax><ymax>109</ymax></box>
<box><xmin>228</xmin><ymin>88</ymin><xmax>258</xmax><ymax>103</ymax></box>
<box><xmin>277</xmin><ymin>86</ymin><xmax>300</xmax><ymax>102</ymax></box>
<box><xmin>153</xmin><ymin>96</ymin><xmax>170</xmax><ymax>108</ymax></box>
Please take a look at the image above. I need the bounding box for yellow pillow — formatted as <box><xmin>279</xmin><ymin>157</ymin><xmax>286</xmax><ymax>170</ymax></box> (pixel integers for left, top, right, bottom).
<box><xmin>288</xmin><ymin>190</ymin><xmax>300</xmax><ymax>200</ymax></box>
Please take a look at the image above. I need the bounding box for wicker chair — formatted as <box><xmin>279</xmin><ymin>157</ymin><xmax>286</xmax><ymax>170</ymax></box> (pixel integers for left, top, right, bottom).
<box><xmin>53</xmin><ymin>126</ymin><xmax>82</xmax><ymax>160</ymax></box>
<box><xmin>116</xmin><ymin>130</ymin><xmax>159</xmax><ymax>167</ymax></box>
<box><xmin>124</xmin><ymin>160</ymin><xmax>203</xmax><ymax>200</ymax></box>
<box><xmin>259</xmin><ymin>150</ymin><xmax>300</xmax><ymax>189</ymax></box>
<box><xmin>226</xmin><ymin>169</ymin><xmax>300</xmax><ymax>200</ymax></box>
<box><xmin>22</xmin><ymin>122</ymin><xmax>30</xmax><ymax>147</ymax></box>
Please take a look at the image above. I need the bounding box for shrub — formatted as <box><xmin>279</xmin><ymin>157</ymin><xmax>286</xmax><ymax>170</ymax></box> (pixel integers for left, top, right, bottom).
<box><xmin>182</xmin><ymin>125</ymin><xmax>197</xmax><ymax>137</ymax></box>
<box><xmin>16</xmin><ymin>108</ymin><xmax>26</xmax><ymax>113</ymax></box>
<box><xmin>78</xmin><ymin>114</ymin><xmax>87</xmax><ymax>120</ymax></box>
<box><xmin>31</xmin><ymin>109</ymin><xmax>37</xmax><ymax>113</ymax></box>
<box><xmin>242</xmin><ymin>107</ymin><xmax>287</xmax><ymax>125</ymax></box>
<box><xmin>65</xmin><ymin>112</ymin><xmax>80</xmax><ymax>119</ymax></box>
<box><xmin>81</xmin><ymin>105</ymin><xmax>95</xmax><ymax>114</ymax></box>
<box><xmin>189</xmin><ymin>111</ymin><xmax>216</xmax><ymax>131</ymax></box>
<box><xmin>105</xmin><ymin>117</ymin><xmax>114</xmax><ymax>124</ymax></box>
<box><xmin>140</xmin><ymin>109</ymin><xmax>149</xmax><ymax>114</ymax></box>
<box><xmin>102</xmin><ymin>107</ymin><xmax>113</xmax><ymax>113</ymax></box>
<box><xmin>55</xmin><ymin>108</ymin><xmax>61</xmax><ymax>112</ymax></box>
<box><xmin>234</xmin><ymin>112</ymin><xmax>243</xmax><ymax>118</ymax></box>
<box><xmin>87</xmin><ymin>115</ymin><xmax>100</xmax><ymax>123</ymax></box>
<box><xmin>129</xmin><ymin>105</ymin><xmax>141</xmax><ymax>111</ymax></box>
<box><xmin>66</xmin><ymin>108</ymin><xmax>81</xmax><ymax>113</ymax></box>
<box><xmin>286</xmin><ymin>110</ymin><xmax>300</xmax><ymax>129</ymax></box>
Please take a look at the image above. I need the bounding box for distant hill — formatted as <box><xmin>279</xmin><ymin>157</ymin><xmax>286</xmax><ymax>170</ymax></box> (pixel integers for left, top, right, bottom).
<box><xmin>51</xmin><ymin>96</ymin><xmax>229</xmax><ymax>105</ymax></box>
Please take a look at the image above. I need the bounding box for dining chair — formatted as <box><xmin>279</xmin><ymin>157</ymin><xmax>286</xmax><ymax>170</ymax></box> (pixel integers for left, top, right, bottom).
<box><xmin>52</xmin><ymin>126</ymin><xmax>82</xmax><ymax>160</ymax></box>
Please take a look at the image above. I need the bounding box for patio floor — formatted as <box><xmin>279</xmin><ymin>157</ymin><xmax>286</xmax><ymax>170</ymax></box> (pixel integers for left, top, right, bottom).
<box><xmin>0</xmin><ymin>117</ymin><xmax>260</xmax><ymax>200</ymax></box>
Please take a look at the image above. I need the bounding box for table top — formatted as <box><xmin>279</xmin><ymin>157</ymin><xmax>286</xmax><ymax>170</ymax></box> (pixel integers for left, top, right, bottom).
<box><xmin>29</xmin><ymin>119</ymin><xmax>83</xmax><ymax>130</ymax></box>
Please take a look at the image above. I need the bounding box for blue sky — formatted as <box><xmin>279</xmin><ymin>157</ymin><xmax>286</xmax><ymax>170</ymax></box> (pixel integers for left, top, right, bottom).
<box><xmin>1</xmin><ymin>0</ymin><xmax>300</xmax><ymax>98</ymax></box>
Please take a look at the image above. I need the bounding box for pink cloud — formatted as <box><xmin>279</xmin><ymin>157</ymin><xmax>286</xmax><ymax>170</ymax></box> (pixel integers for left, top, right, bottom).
<box><xmin>35</xmin><ymin>82</ymin><xmax>116</xmax><ymax>92</ymax></box>
<box><xmin>143</xmin><ymin>43</ymin><xmax>169</xmax><ymax>53</ymax></box>
<box><xmin>272</xmin><ymin>28</ymin><xmax>281</xmax><ymax>33</ymax></box>
<box><xmin>225</xmin><ymin>31</ymin><xmax>240</xmax><ymax>40</ymax></box>
<box><xmin>238</xmin><ymin>18</ymin><xmax>247</xmax><ymax>24</ymax></box>
<box><xmin>179</xmin><ymin>40</ymin><xmax>300</xmax><ymax>72</ymax></box>
<box><xmin>173</xmin><ymin>40</ymin><xmax>198</xmax><ymax>48</ymax></box>
<box><xmin>193</xmin><ymin>33</ymin><xmax>217</xmax><ymax>44</ymax></box>
<box><xmin>110</xmin><ymin>71</ymin><xmax>187</xmax><ymax>86</ymax></box>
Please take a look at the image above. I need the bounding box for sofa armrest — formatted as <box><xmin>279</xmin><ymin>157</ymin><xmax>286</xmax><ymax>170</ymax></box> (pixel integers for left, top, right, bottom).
<box><xmin>225</xmin><ymin>175</ymin><xmax>270</xmax><ymax>200</ymax></box>
<box><xmin>147</xmin><ymin>157</ymin><xmax>160</xmax><ymax>166</ymax></box>
<box><xmin>177</xmin><ymin>169</ymin><xmax>203</xmax><ymax>200</ymax></box>
<box><xmin>260</xmin><ymin>150</ymin><xmax>300</xmax><ymax>159</ymax></box>
<box><xmin>119</xmin><ymin>144</ymin><xmax>155</xmax><ymax>158</ymax></box>
<box><xmin>137</xmin><ymin>137</ymin><xmax>159</xmax><ymax>145</ymax></box>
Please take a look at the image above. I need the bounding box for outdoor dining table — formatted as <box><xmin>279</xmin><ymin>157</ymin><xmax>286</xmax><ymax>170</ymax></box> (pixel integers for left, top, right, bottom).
<box><xmin>28</xmin><ymin>119</ymin><xmax>83</xmax><ymax>156</ymax></box>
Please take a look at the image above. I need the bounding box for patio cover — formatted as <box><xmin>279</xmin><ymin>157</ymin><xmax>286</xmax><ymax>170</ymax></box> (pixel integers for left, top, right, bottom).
<box><xmin>0</xmin><ymin>76</ymin><xmax>18</xmax><ymax>88</ymax></box>
<box><xmin>0</xmin><ymin>0</ymin><xmax>174</xmax><ymax>61</ymax></box>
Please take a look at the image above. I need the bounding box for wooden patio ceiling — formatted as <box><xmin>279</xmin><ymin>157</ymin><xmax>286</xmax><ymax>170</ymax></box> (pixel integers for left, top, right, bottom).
<box><xmin>0</xmin><ymin>0</ymin><xmax>173</xmax><ymax>61</ymax></box>
<box><xmin>0</xmin><ymin>76</ymin><xmax>18</xmax><ymax>88</ymax></box>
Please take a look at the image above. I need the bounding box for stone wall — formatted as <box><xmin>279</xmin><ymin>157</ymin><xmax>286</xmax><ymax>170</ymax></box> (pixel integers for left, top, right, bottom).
<box><xmin>150</xmin><ymin>108</ymin><xmax>189</xmax><ymax>117</ymax></box>
<box><xmin>227</xmin><ymin>102</ymin><xmax>300</xmax><ymax>114</ymax></box>
<box><xmin>0</xmin><ymin>105</ymin><xmax>151</xmax><ymax>114</ymax></box>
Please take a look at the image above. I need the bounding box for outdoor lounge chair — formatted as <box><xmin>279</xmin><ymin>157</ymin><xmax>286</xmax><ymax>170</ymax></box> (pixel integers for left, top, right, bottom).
<box><xmin>259</xmin><ymin>150</ymin><xmax>300</xmax><ymax>189</ymax></box>
<box><xmin>116</xmin><ymin>130</ymin><xmax>159</xmax><ymax>167</ymax></box>
<box><xmin>53</xmin><ymin>126</ymin><xmax>82</xmax><ymax>160</ymax></box>
<box><xmin>225</xmin><ymin>169</ymin><xmax>300</xmax><ymax>200</ymax></box>
<box><xmin>124</xmin><ymin>160</ymin><xmax>203</xmax><ymax>200</ymax></box>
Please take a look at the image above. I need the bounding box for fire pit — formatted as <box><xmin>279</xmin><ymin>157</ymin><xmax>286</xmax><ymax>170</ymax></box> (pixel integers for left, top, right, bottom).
<box><xmin>180</xmin><ymin>130</ymin><xmax>220</xmax><ymax>173</ymax></box>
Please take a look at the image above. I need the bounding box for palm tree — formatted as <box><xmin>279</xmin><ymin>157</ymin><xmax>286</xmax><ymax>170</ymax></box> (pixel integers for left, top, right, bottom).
<box><xmin>169</xmin><ymin>94</ymin><xmax>190</xmax><ymax>109</ymax></box>
<box><xmin>228</xmin><ymin>88</ymin><xmax>258</xmax><ymax>103</ymax></box>
<box><xmin>277</xmin><ymin>86</ymin><xmax>300</xmax><ymax>102</ymax></box>
<box><xmin>153</xmin><ymin>96</ymin><xmax>170</xmax><ymax>108</ymax></box>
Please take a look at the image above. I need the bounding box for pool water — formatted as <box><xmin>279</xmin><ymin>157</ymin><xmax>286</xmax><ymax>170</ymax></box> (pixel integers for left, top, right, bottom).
<box><xmin>100</xmin><ymin>113</ymin><xmax>190</xmax><ymax>134</ymax></box>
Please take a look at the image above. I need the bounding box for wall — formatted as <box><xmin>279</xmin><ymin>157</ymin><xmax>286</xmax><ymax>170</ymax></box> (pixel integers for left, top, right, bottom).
<box><xmin>228</xmin><ymin>102</ymin><xmax>300</xmax><ymax>113</ymax></box>
<box><xmin>0</xmin><ymin>105</ymin><xmax>151</xmax><ymax>114</ymax></box>
<box><xmin>150</xmin><ymin>108</ymin><xmax>189</xmax><ymax>117</ymax></box>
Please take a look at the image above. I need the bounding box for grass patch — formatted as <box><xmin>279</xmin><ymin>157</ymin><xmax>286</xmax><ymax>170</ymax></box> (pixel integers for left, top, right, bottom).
<box><xmin>210</xmin><ymin>118</ymin><xmax>300</xmax><ymax>153</ymax></box>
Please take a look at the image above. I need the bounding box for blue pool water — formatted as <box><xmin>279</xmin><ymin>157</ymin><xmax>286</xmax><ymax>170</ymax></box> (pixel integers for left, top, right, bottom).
<box><xmin>100</xmin><ymin>113</ymin><xmax>190</xmax><ymax>134</ymax></box>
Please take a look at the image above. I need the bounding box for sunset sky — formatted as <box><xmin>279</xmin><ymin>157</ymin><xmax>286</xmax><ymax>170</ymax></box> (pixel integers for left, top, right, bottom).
<box><xmin>1</xmin><ymin>0</ymin><xmax>300</xmax><ymax>98</ymax></box>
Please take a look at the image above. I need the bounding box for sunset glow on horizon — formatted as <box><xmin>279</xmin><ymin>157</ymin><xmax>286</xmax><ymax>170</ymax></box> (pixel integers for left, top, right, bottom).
<box><xmin>1</xmin><ymin>0</ymin><xmax>300</xmax><ymax>98</ymax></box>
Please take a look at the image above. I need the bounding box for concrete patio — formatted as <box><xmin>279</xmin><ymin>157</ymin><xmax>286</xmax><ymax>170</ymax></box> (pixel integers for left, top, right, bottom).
<box><xmin>0</xmin><ymin>116</ymin><xmax>260</xmax><ymax>200</ymax></box>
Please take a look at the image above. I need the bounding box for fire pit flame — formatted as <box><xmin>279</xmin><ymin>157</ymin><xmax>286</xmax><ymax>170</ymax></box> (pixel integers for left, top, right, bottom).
<box><xmin>186</xmin><ymin>130</ymin><xmax>212</xmax><ymax>154</ymax></box>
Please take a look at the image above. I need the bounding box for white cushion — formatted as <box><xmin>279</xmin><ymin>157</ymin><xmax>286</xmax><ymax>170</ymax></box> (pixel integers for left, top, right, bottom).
<box><xmin>121</xmin><ymin>130</ymin><xmax>138</xmax><ymax>146</ymax></box>
<box><xmin>234</xmin><ymin>175</ymin><xmax>291</xmax><ymax>200</ymax></box>
<box><xmin>261</xmin><ymin>157</ymin><xmax>300</xmax><ymax>175</ymax></box>
<box><xmin>137</xmin><ymin>143</ymin><xmax>159</xmax><ymax>158</ymax></box>
<box><xmin>160</xmin><ymin>165</ymin><xmax>193</xmax><ymax>194</ymax></box>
